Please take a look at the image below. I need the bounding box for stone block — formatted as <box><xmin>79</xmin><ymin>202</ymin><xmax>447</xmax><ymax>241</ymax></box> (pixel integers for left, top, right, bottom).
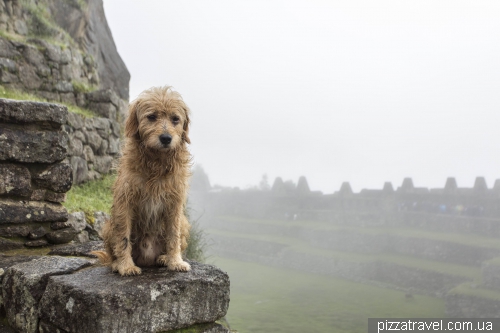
<box><xmin>0</xmin><ymin>237</ymin><xmax>23</xmax><ymax>251</ymax></box>
<box><xmin>96</xmin><ymin>139</ymin><xmax>108</xmax><ymax>156</ymax></box>
<box><xmin>66</xmin><ymin>112</ymin><xmax>84</xmax><ymax>130</ymax></box>
<box><xmin>107</xmin><ymin>136</ymin><xmax>120</xmax><ymax>155</ymax></box>
<box><xmin>70</xmin><ymin>156</ymin><xmax>88</xmax><ymax>185</ymax></box>
<box><xmin>109</xmin><ymin>119</ymin><xmax>122</xmax><ymax>137</ymax></box>
<box><xmin>68</xmin><ymin>137</ymin><xmax>83</xmax><ymax>156</ymax></box>
<box><xmin>39</xmin><ymin>262</ymin><xmax>230</xmax><ymax>333</ymax></box>
<box><xmin>94</xmin><ymin>155</ymin><xmax>113</xmax><ymax>174</ymax></box>
<box><xmin>88</xmin><ymin>102</ymin><xmax>116</xmax><ymax>119</ymax></box>
<box><xmin>30</xmin><ymin>189</ymin><xmax>47</xmax><ymax>201</ymax></box>
<box><xmin>33</xmin><ymin>162</ymin><xmax>73</xmax><ymax>193</ymax></box>
<box><xmin>86</xmin><ymin>89</ymin><xmax>120</xmax><ymax>107</ymax></box>
<box><xmin>54</xmin><ymin>81</ymin><xmax>73</xmax><ymax>93</ymax></box>
<box><xmin>0</xmin><ymin>163</ymin><xmax>31</xmax><ymax>197</ymax></box>
<box><xmin>46</xmin><ymin>228</ymin><xmax>79</xmax><ymax>244</ymax></box>
<box><xmin>28</xmin><ymin>226</ymin><xmax>47</xmax><ymax>240</ymax></box>
<box><xmin>0</xmin><ymin>199</ymin><xmax>68</xmax><ymax>224</ymax></box>
<box><xmin>85</xmin><ymin>131</ymin><xmax>102</xmax><ymax>152</ymax></box>
<box><xmin>0</xmin><ymin>98</ymin><xmax>68</xmax><ymax>127</ymax></box>
<box><xmin>2</xmin><ymin>256</ymin><xmax>91</xmax><ymax>333</ymax></box>
<box><xmin>82</xmin><ymin>145</ymin><xmax>94</xmax><ymax>163</ymax></box>
<box><xmin>19</xmin><ymin>65</ymin><xmax>42</xmax><ymax>90</ymax></box>
<box><xmin>67</xmin><ymin>212</ymin><xmax>86</xmax><ymax>233</ymax></box>
<box><xmin>44</xmin><ymin>191</ymin><xmax>66</xmax><ymax>203</ymax></box>
<box><xmin>0</xmin><ymin>57</ymin><xmax>17</xmax><ymax>72</ymax></box>
<box><xmin>0</xmin><ymin>127</ymin><xmax>68</xmax><ymax>163</ymax></box>
<box><xmin>93</xmin><ymin>117</ymin><xmax>111</xmax><ymax>138</ymax></box>
<box><xmin>0</xmin><ymin>69</ymin><xmax>18</xmax><ymax>83</ymax></box>
<box><xmin>59</xmin><ymin>92</ymin><xmax>76</xmax><ymax>105</ymax></box>
<box><xmin>73</xmin><ymin>230</ymin><xmax>89</xmax><ymax>244</ymax></box>
<box><xmin>0</xmin><ymin>225</ymin><xmax>30</xmax><ymax>237</ymax></box>
<box><xmin>0</xmin><ymin>37</ymin><xmax>20</xmax><ymax>58</ymax></box>
<box><xmin>48</xmin><ymin>240</ymin><xmax>104</xmax><ymax>258</ymax></box>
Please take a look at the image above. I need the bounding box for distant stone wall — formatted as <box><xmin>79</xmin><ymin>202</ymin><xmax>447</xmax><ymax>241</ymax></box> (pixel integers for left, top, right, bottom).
<box><xmin>65</xmin><ymin>93</ymin><xmax>122</xmax><ymax>184</ymax></box>
<box><xmin>0</xmin><ymin>98</ymin><xmax>76</xmax><ymax>249</ymax></box>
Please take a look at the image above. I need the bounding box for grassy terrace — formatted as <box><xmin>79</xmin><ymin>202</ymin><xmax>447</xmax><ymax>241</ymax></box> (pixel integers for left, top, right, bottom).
<box><xmin>212</xmin><ymin>256</ymin><xmax>444</xmax><ymax>333</ymax></box>
<box><xmin>215</xmin><ymin>215</ymin><xmax>500</xmax><ymax>250</ymax></box>
<box><xmin>0</xmin><ymin>86</ymin><xmax>97</xmax><ymax>118</ymax></box>
<box><xmin>206</xmin><ymin>227</ymin><xmax>481</xmax><ymax>281</ymax></box>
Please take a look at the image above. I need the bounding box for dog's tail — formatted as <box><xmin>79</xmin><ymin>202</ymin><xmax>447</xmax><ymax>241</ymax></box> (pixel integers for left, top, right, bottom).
<box><xmin>91</xmin><ymin>250</ymin><xmax>112</xmax><ymax>265</ymax></box>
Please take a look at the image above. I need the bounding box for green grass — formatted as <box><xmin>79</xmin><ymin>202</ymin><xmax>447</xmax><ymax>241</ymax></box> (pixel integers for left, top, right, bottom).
<box><xmin>0</xmin><ymin>85</ymin><xmax>97</xmax><ymax>118</ymax></box>
<box><xmin>63</xmin><ymin>173</ymin><xmax>116</xmax><ymax>221</ymax></box>
<box><xmin>217</xmin><ymin>215</ymin><xmax>500</xmax><ymax>250</ymax></box>
<box><xmin>207</xmin><ymin>227</ymin><xmax>481</xmax><ymax>281</ymax></box>
<box><xmin>211</xmin><ymin>256</ymin><xmax>444</xmax><ymax>333</ymax></box>
<box><xmin>449</xmin><ymin>283</ymin><xmax>500</xmax><ymax>301</ymax></box>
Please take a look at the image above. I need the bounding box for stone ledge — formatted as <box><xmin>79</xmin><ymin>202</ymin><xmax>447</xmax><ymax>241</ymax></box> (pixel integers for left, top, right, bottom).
<box><xmin>0</xmin><ymin>127</ymin><xmax>68</xmax><ymax>163</ymax></box>
<box><xmin>0</xmin><ymin>199</ymin><xmax>68</xmax><ymax>224</ymax></box>
<box><xmin>0</xmin><ymin>98</ymin><xmax>68</xmax><ymax>128</ymax></box>
<box><xmin>39</xmin><ymin>261</ymin><xmax>230</xmax><ymax>333</ymax></box>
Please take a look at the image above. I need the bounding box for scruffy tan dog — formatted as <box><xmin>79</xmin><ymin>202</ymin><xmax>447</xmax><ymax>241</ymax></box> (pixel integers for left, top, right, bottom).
<box><xmin>93</xmin><ymin>86</ymin><xmax>192</xmax><ymax>276</ymax></box>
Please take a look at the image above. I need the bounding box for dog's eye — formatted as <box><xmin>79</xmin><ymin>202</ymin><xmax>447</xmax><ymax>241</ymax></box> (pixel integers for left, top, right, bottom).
<box><xmin>147</xmin><ymin>114</ymin><xmax>157</xmax><ymax>121</ymax></box>
<box><xmin>172</xmin><ymin>116</ymin><xmax>180</xmax><ymax>124</ymax></box>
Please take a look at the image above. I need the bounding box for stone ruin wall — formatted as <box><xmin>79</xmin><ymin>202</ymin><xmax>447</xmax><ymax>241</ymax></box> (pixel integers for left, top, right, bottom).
<box><xmin>0</xmin><ymin>0</ymin><xmax>130</xmax><ymax>185</ymax></box>
<box><xmin>0</xmin><ymin>98</ymin><xmax>93</xmax><ymax>251</ymax></box>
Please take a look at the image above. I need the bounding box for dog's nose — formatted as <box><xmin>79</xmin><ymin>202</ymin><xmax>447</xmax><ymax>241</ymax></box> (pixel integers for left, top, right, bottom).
<box><xmin>159</xmin><ymin>134</ymin><xmax>172</xmax><ymax>145</ymax></box>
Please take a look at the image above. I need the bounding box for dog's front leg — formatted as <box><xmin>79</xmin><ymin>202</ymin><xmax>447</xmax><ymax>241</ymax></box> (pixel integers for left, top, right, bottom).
<box><xmin>110</xmin><ymin>201</ymin><xmax>142</xmax><ymax>276</ymax></box>
<box><xmin>157</xmin><ymin>210</ymin><xmax>191</xmax><ymax>271</ymax></box>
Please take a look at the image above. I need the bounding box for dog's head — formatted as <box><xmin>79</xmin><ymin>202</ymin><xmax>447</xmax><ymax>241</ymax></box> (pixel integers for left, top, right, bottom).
<box><xmin>125</xmin><ymin>86</ymin><xmax>191</xmax><ymax>151</ymax></box>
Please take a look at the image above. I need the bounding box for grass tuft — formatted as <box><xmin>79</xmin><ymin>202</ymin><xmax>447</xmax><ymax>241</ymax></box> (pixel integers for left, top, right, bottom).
<box><xmin>64</xmin><ymin>173</ymin><xmax>116</xmax><ymax>215</ymax></box>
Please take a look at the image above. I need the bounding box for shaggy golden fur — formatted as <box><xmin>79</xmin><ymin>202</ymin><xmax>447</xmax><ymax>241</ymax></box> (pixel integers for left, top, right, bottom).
<box><xmin>93</xmin><ymin>86</ymin><xmax>192</xmax><ymax>276</ymax></box>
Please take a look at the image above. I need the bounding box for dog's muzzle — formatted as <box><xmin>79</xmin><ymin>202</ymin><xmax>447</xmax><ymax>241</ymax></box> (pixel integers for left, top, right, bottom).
<box><xmin>159</xmin><ymin>134</ymin><xmax>172</xmax><ymax>146</ymax></box>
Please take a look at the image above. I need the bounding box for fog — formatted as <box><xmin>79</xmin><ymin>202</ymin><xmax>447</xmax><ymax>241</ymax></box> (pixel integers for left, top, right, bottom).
<box><xmin>102</xmin><ymin>2</ymin><xmax>500</xmax><ymax>332</ymax></box>
<box><xmin>104</xmin><ymin>0</ymin><xmax>500</xmax><ymax>194</ymax></box>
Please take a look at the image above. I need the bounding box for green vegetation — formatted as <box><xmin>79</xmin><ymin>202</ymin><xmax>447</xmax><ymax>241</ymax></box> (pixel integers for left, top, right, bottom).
<box><xmin>72</xmin><ymin>80</ymin><xmax>97</xmax><ymax>94</ymax></box>
<box><xmin>212</xmin><ymin>256</ymin><xmax>444</xmax><ymax>333</ymax></box>
<box><xmin>207</xmin><ymin>227</ymin><xmax>481</xmax><ymax>281</ymax></box>
<box><xmin>449</xmin><ymin>283</ymin><xmax>500</xmax><ymax>301</ymax></box>
<box><xmin>0</xmin><ymin>85</ymin><xmax>97</xmax><ymax>118</ymax></box>
<box><xmin>64</xmin><ymin>173</ymin><xmax>116</xmax><ymax>222</ymax></box>
<box><xmin>217</xmin><ymin>215</ymin><xmax>500</xmax><ymax>250</ymax></box>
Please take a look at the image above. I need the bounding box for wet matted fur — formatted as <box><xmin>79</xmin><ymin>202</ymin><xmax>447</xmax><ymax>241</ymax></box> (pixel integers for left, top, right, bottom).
<box><xmin>93</xmin><ymin>86</ymin><xmax>192</xmax><ymax>276</ymax></box>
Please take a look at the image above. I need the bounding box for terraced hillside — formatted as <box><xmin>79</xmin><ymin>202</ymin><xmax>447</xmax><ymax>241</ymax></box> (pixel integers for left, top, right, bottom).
<box><xmin>204</xmin><ymin>215</ymin><xmax>500</xmax><ymax>332</ymax></box>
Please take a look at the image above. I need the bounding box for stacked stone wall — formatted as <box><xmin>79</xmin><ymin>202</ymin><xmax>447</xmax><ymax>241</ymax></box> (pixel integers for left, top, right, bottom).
<box><xmin>0</xmin><ymin>98</ymin><xmax>78</xmax><ymax>250</ymax></box>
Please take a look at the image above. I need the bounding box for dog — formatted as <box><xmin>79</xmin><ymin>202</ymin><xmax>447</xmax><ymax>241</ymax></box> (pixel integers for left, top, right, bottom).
<box><xmin>93</xmin><ymin>86</ymin><xmax>192</xmax><ymax>276</ymax></box>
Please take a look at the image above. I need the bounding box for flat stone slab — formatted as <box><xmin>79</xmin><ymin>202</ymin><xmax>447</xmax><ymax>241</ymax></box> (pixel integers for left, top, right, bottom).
<box><xmin>39</xmin><ymin>261</ymin><xmax>230</xmax><ymax>333</ymax></box>
<box><xmin>48</xmin><ymin>241</ymin><xmax>104</xmax><ymax>258</ymax></box>
<box><xmin>0</xmin><ymin>127</ymin><xmax>68</xmax><ymax>163</ymax></box>
<box><xmin>0</xmin><ymin>199</ymin><xmax>68</xmax><ymax>224</ymax></box>
<box><xmin>2</xmin><ymin>256</ymin><xmax>92</xmax><ymax>333</ymax></box>
<box><xmin>0</xmin><ymin>98</ymin><xmax>68</xmax><ymax>128</ymax></box>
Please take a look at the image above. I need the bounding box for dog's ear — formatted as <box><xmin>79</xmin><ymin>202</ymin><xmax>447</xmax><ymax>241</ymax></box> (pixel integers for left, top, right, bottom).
<box><xmin>182</xmin><ymin>106</ymin><xmax>191</xmax><ymax>144</ymax></box>
<box><xmin>125</xmin><ymin>100</ymin><xmax>140</xmax><ymax>139</ymax></box>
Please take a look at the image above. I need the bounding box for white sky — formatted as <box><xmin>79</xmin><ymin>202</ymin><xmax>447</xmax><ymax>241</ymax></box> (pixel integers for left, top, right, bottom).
<box><xmin>103</xmin><ymin>0</ymin><xmax>500</xmax><ymax>193</ymax></box>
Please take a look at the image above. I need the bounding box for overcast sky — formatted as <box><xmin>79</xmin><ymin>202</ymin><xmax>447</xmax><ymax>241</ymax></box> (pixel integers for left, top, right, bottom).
<box><xmin>103</xmin><ymin>0</ymin><xmax>500</xmax><ymax>193</ymax></box>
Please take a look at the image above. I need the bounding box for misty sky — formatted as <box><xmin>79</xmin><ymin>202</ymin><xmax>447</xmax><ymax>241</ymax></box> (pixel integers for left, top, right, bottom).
<box><xmin>103</xmin><ymin>0</ymin><xmax>500</xmax><ymax>193</ymax></box>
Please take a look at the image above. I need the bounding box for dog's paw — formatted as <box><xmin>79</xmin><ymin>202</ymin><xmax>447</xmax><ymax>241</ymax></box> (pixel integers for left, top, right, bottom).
<box><xmin>112</xmin><ymin>261</ymin><xmax>142</xmax><ymax>276</ymax></box>
<box><xmin>157</xmin><ymin>255</ymin><xmax>191</xmax><ymax>272</ymax></box>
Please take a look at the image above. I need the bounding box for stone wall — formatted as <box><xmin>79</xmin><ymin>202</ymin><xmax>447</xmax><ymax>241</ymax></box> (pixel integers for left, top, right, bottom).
<box><xmin>0</xmin><ymin>98</ymin><xmax>79</xmax><ymax>249</ymax></box>
<box><xmin>65</xmin><ymin>93</ymin><xmax>122</xmax><ymax>184</ymax></box>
